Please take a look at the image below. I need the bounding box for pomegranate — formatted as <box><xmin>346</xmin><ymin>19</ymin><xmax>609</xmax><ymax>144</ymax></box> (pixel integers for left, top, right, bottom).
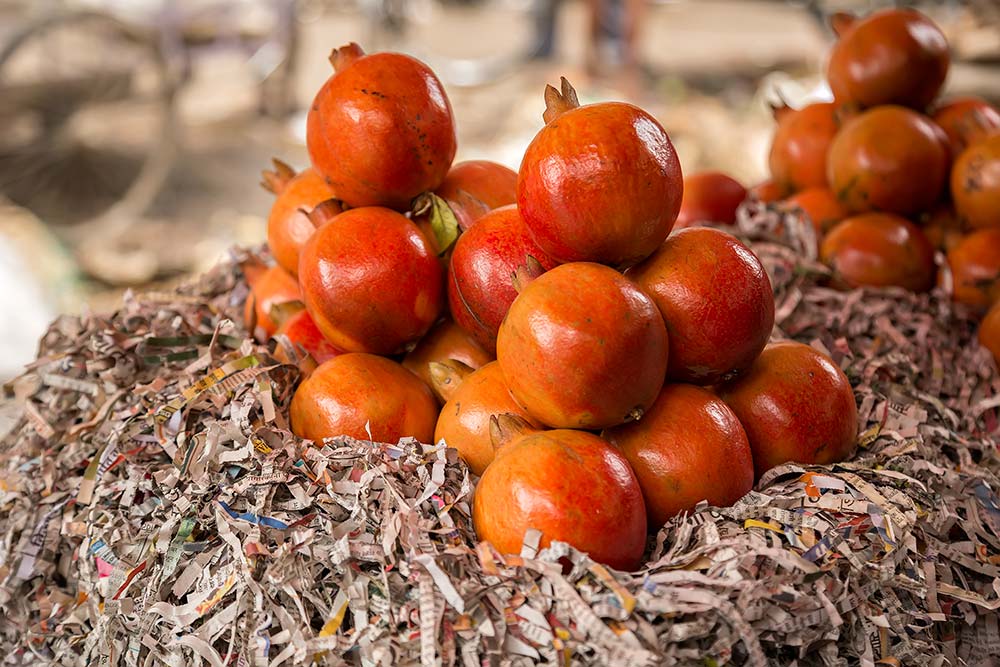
<box><xmin>434</xmin><ymin>362</ymin><xmax>540</xmax><ymax>475</ymax></box>
<box><xmin>627</xmin><ymin>227</ymin><xmax>774</xmax><ymax>385</ymax></box>
<box><xmin>307</xmin><ymin>43</ymin><xmax>456</xmax><ymax>210</ymax></box>
<box><xmin>946</xmin><ymin>229</ymin><xmax>1000</xmax><ymax>310</ymax></box>
<box><xmin>429</xmin><ymin>160</ymin><xmax>518</xmax><ymax>233</ymax></box>
<box><xmin>719</xmin><ymin>341</ymin><xmax>858</xmax><ymax>480</ymax></box>
<box><xmin>497</xmin><ymin>262</ymin><xmax>668</xmax><ymax>429</ymax></box>
<box><xmin>932</xmin><ymin>97</ymin><xmax>1000</xmax><ymax>156</ymax></box>
<box><xmin>273</xmin><ymin>308</ymin><xmax>343</xmax><ymax>370</ymax></box>
<box><xmin>826</xmin><ymin>9</ymin><xmax>949</xmax><ymax>109</ymax></box>
<box><xmin>517</xmin><ymin>77</ymin><xmax>683</xmax><ymax>267</ymax></box>
<box><xmin>769</xmin><ymin>101</ymin><xmax>839</xmax><ymax>192</ymax></box>
<box><xmin>780</xmin><ymin>187</ymin><xmax>848</xmax><ymax>238</ymax></box>
<box><xmin>447</xmin><ymin>205</ymin><xmax>558</xmax><ymax>353</ymax></box>
<box><xmin>473</xmin><ymin>425</ymin><xmax>647</xmax><ymax>570</ymax></box>
<box><xmin>298</xmin><ymin>206</ymin><xmax>444</xmax><ymax>354</ymax></box>
<box><xmin>827</xmin><ymin>105</ymin><xmax>948</xmax><ymax>215</ymax></box>
<box><xmin>920</xmin><ymin>205</ymin><xmax>966</xmax><ymax>253</ymax></box>
<box><xmin>749</xmin><ymin>179</ymin><xmax>785</xmax><ymax>203</ymax></box>
<box><xmin>243</xmin><ymin>264</ymin><xmax>301</xmax><ymax>339</ymax></box>
<box><xmin>820</xmin><ymin>213</ymin><xmax>936</xmax><ymax>292</ymax></box>
<box><xmin>673</xmin><ymin>171</ymin><xmax>746</xmax><ymax>229</ymax></box>
<box><xmin>261</xmin><ymin>159</ymin><xmax>338</xmax><ymax>277</ymax></box>
<box><xmin>402</xmin><ymin>318</ymin><xmax>493</xmax><ymax>401</ymax></box>
<box><xmin>978</xmin><ymin>301</ymin><xmax>1000</xmax><ymax>367</ymax></box>
<box><xmin>605</xmin><ymin>383</ymin><xmax>754</xmax><ymax>529</ymax></box>
<box><xmin>952</xmin><ymin>134</ymin><xmax>1000</xmax><ymax>230</ymax></box>
<box><xmin>290</xmin><ymin>353</ymin><xmax>438</xmax><ymax>444</ymax></box>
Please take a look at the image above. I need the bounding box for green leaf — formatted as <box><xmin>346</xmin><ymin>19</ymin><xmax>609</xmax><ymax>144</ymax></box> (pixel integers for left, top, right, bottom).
<box><xmin>426</xmin><ymin>192</ymin><xmax>460</xmax><ymax>256</ymax></box>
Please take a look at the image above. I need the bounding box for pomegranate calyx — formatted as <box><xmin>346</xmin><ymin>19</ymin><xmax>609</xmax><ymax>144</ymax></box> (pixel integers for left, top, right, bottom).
<box><xmin>428</xmin><ymin>359</ymin><xmax>474</xmax><ymax>403</ymax></box>
<box><xmin>542</xmin><ymin>76</ymin><xmax>581</xmax><ymax>124</ymax></box>
<box><xmin>489</xmin><ymin>413</ymin><xmax>535</xmax><ymax>452</ymax></box>
<box><xmin>304</xmin><ymin>199</ymin><xmax>347</xmax><ymax>229</ymax></box>
<box><xmin>511</xmin><ymin>255</ymin><xmax>546</xmax><ymax>293</ymax></box>
<box><xmin>260</xmin><ymin>158</ymin><xmax>296</xmax><ymax>195</ymax></box>
<box><xmin>329</xmin><ymin>42</ymin><xmax>365</xmax><ymax>72</ymax></box>
<box><xmin>829</xmin><ymin>12</ymin><xmax>855</xmax><ymax>37</ymax></box>
<box><xmin>413</xmin><ymin>192</ymin><xmax>460</xmax><ymax>255</ymax></box>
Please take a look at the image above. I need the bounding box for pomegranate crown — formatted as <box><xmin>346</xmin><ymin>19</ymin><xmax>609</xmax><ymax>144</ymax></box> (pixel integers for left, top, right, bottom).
<box><xmin>543</xmin><ymin>77</ymin><xmax>581</xmax><ymax>124</ymax></box>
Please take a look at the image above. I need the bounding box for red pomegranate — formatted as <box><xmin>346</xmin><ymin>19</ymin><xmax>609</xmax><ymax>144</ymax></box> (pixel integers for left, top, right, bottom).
<box><xmin>307</xmin><ymin>43</ymin><xmax>456</xmax><ymax>210</ymax></box>
<box><xmin>497</xmin><ymin>262</ymin><xmax>669</xmax><ymax>429</ymax></box>
<box><xmin>932</xmin><ymin>97</ymin><xmax>1000</xmax><ymax>156</ymax></box>
<box><xmin>627</xmin><ymin>227</ymin><xmax>774</xmax><ymax>385</ymax></box>
<box><xmin>673</xmin><ymin>171</ymin><xmax>747</xmax><ymax>229</ymax></box>
<box><xmin>402</xmin><ymin>318</ymin><xmax>493</xmax><ymax>401</ymax></box>
<box><xmin>473</xmin><ymin>425</ymin><xmax>647</xmax><ymax>570</ymax></box>
<box><xmin>769</xmin><ymin>101</ymin><xmax>840</xmax><ymax>193</ymax></box>
<box><xmin>273</xmin><ymin>308</ymin><xmax>343</xmax><ymax>370</ymax></box>
<box><xmin>298</xmin><ymin>206</ymin><xmax>444</xmax><ymax>354</ymax></box>
<box><xmin>243</xmin><ymin>263</ymin><xmax>301</xmax><ymax>339</ymax></box>
<box><xmin>517</xmin><ymin>78</ymin><xmax>683</xmax><ymax>267</ymax></box>
<box><xmin>261</xmin><ymin>159</ymin><xmax>339</xmax><ymax>277</ymax></box>
<box><xmin>447</xmin><ymin>205</ymin><xmax>558</xmax><ymax>353</ymax></box>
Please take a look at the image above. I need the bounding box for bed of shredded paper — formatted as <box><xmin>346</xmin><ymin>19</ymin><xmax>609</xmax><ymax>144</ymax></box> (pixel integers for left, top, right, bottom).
<box><xmin>2</xmin><ymin>204</ymin><xmax>1000</xmax><ymax>667</ymax></box>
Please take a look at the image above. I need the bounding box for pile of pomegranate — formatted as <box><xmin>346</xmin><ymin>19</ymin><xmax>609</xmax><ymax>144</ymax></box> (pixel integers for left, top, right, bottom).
<box><xmin>244</xmin><ymin>40</ymin><xmax>879</xmax><ymax>571</ymax></box>
<box><xmin>673</xmin><ymin>10</ymin><xmax>1000</xmax><ymax>366</ymax></box>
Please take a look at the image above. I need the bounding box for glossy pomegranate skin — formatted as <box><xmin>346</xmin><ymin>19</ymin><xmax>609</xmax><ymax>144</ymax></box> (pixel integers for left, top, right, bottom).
<box><xmin>402</xmin><ymin>318</ymin><xmax>494</xmax><ymax>394</ymax></box>
<box><xmin>447</xmin><ymin>205</ymin><xmax>558</xmax><ymax>353</ymax></box>
<box><xmin>820</xmin><ymin>213</ymin><xmax>936</xmax><ymax>292</ymax></box>
<box><xmin>769</xmin><ymin>102</ymin><xmax>839</xmax><ymax>192</ymax></box>
<box><xmin>952</xmin><ymin>134</ymin><xmax>1000</xmax><ymax>230</ymax></box>
<box><xmin>435</xmin><ymin>160</ymin><xmax>518</xmax><ymax>232</ymax></box>
<box><xmin>267</xmin><ymin>167</ymin><xmax>335</xmax><ymax>277</ymax></box>
<box><xmin>673</xmin><ymin>171</ymin><xmax>747</xmax><ymax>228</ymax></box>
<box><xmin>627</xmin><ymin>227</ymin><xmax>774</xmax><ymax>385</ymax></box>
<box><xmin>290</xmin><ymin>353</ymin><xmax>438</xmax><ymax>444</ymax></box>
<box><xmin>434</xmin><ymin>361</ymin><xmax>539</xmax><ymax>475</ymax></box>
<box><xmin>244</xmin><ymin>265</ymin><xmax>301</xmax><ymax>338</ymax></box>
<box><xmin>605</xmin><ymin>384</ymin><xmax>753</xmax><ymax>529</ymax></box>
<box><xmin>978</xmin><ymin>301</ymin><xmax>1000</xmax><ymax>367</ymax></box>
<box><xmin>274</xmin><ymin>309</ymin><xmax>343</xmax><ymax>366</ymax></box>
<box><xmin>827</xmin><ymin>106</ymin><xmax>948</xmax><ymax>215</ymax></box>
<box><xmin>946</xmin><ymin>229</ymin><xmax>1000</xmax><ymax>310</ymax></box>
<box><xmin>298</xmin><ymin>207</ymin><xmax>444</xmax><ymax>354</ymax></box>
<box><xmin>719</xmin><ymin>341</ymin><xmax>858</xmax><ymax>480</ymax></box>
<box><xmin>307</xmin><ymin>46</ymin><xmax>456</xmax><ymax>210</ymax></box>
<box><xmin>473</xmin><ymin>429</ymin><xmax>647</xmax><ymax>570</ymax></box>
<box><xmin>780</xmin><ymin>187</ymin><xmax>848</xmax><ymax>237</ymax></box>
<box><xmin>826</xmin><ymin>8</ymin><xmax>949</xmax><ymax>110</ymax></box>
<box><xmin>518</xmin><ymin>103</ymin><xmax>683</xmax><ymax>267</ymax></box>
<box><xmin>497</xmin><ymin>262</ymin><xmax>669</xmax><ymax>429</ymax></box>
<box><xmin>932</xmin><ymin>97</ymin><xmax>1000</xmax><ymax>156</ymax></box>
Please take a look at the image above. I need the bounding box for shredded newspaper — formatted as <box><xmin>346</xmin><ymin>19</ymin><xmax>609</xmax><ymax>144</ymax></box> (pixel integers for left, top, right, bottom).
<box><xmin>1</xmin><ymin>208</ymin><xmax>999</xmax><ymax>666</ymax></box>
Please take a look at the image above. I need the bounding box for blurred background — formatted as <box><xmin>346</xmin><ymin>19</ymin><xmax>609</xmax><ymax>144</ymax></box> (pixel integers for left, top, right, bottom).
<box><xmin>0</xmin><ymin>0</ymin><xmax>998</xmax><ymax>380</ymax></box>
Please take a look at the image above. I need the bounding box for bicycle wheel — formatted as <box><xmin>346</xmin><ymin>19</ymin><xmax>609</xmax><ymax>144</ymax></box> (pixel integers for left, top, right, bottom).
<box><xmin>0</xmin><ymin>11</ymin><xmax>176</xmax><ymax>226</ymax></box>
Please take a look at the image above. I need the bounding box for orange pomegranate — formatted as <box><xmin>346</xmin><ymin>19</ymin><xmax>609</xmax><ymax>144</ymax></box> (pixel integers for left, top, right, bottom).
<box><xmin>826</xmin><ymin>9</ymin><xmax>949</xmax><ymax>110</ymax></box>
<box><xmin>447</xmin><ymin>205</ymin><xmax>558</xmax><ymax>353</ymax></box>
<box><xmin>605</xmin><ymin>384</ymin><xmax>754</xmax><ymax>529</ymax></box>
<box><xmin>473</xmin><ymin>426</ymin><xmax>647</xmax><ymax>570</ymax></box>
<box><xmin>517</xmin><ymin>78</ymin><xmax>683</xmax><ymax>267</ymax></box>
<box><xmin>749</xmin><ymin>179</ymin><xmax>785</xmax><ymax>203</ymax></box>
<box><xmin>946</xmin><ymin>229</ymin><xmax>1000</xmax><ymax>309</ymax></box>
<box><xmin>780</xmin><ymin>187</ymin><xmax>848</xmax><ymax>237</ymax></box>
<box><xmin>952</xmin><ymin>133</ymin><xmax>1000</xmax><ymax>230</ymax></box>
<box><xmin>273</xmin><ymin>308</ymin><xmax>343</xmax><ymax>368</ymax></box>
<box><xmin>261</xmin><ymin>159</ymin><xmax>338</xmax><ymax>276</ymax></box>
<box><xmin>932</xmin><ymin>97</ymin><xmax>1000</xmax><ymax>155</ymax></box>
<box><xmin>719</xmin><ymin>341</ymin><xmax>858</xmax><ymax>479</ymax></box>
<box><xmin>306</xmin><ymin>43</ymin><xmax>456</xmax><ymax>210</ymax></box>
<box><xmin>627</xmin><ymin>227</ymin><xmax>774</xmax><ymax>385</ymax></box>
<box><xmin>298</xmin><ymin>207</ymin><xmax>444</xmax><ymax>354</ymax></box>
<box><xmin>432</xmin><ymin>160</ymin><xmax>518</xmax><ymax>232</ymax></box>
<box><xmin>402</xmin><ymin>318</ymin><xmax>493</xmax><ymax>400</ymax></box>
<box><xmin>820</xmin><ymin>213</ymin><xmax>936</xmax><ymax>292</ymax></box>
<box><xmin>978</xmin><ymin>301</ymin><xmax>1000</xmax><ymax>367</ymax></box>
<box><xmin>290</xmin><ymin>353</ymin><xmax>438</xmax><ymax>444</ymax></box>
<box><xmin>434</xmin><ymin>362</ymin><xmax>540</xmax><ymax>475</ymax></box>
<box><xmin>769</xmin><ymin>101</ymin><xmax>839</xmax><ymax>192</ymax></box>
<box><xmin>244</xmin><ymin>264</ymin><xmax>301</xmax><ymax>338</ymax></box>
<box><xmin>673</xmin><ymin>171</ymin><xmax>746</xmax><ymax>229</ymax></box>
<box><xmin>497</xmin><ymin>262</ymin><xmax>669</xmax><ymax>429</ymax></box>
<box><xmin>827</xmin><ymin>106</ymin><xmax>948</xmax><ymax>215</ymax></box>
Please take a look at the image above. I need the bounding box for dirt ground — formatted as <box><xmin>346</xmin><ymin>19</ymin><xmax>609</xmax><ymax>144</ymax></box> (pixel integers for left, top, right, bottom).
<box><xmin>1</xmin><ymin>0</ymin><xmax>998</xmax><ymax>383</ymax></box>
